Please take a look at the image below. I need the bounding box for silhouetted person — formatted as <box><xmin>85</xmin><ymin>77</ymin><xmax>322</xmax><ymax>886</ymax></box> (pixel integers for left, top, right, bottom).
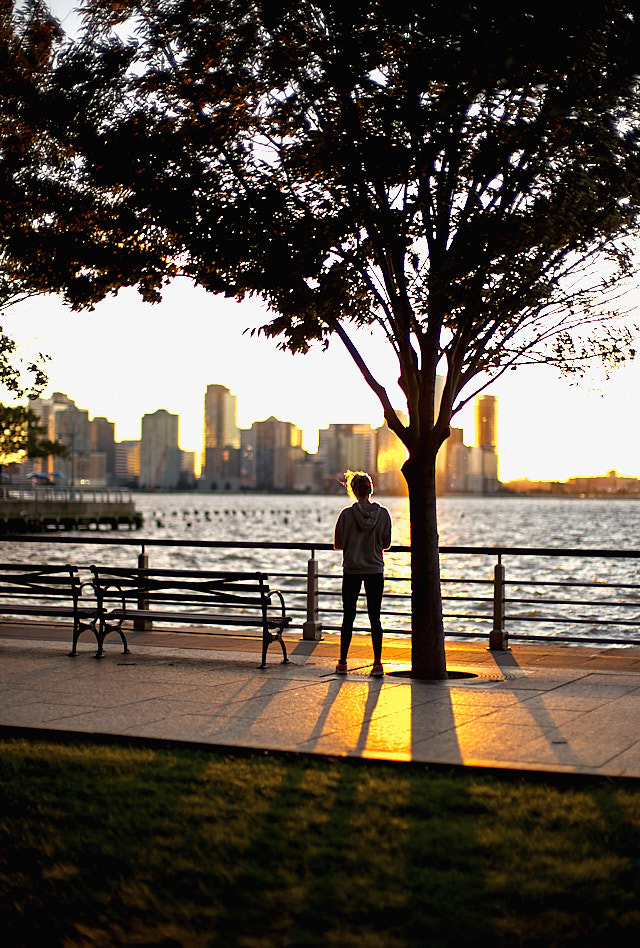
<box><xmin>334</xmin><ymin>471</ymin><xmax>392</xmax><ymax>676</ymax></box>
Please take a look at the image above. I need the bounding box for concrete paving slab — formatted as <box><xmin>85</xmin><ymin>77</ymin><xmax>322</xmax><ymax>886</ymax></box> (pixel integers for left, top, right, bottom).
<box><xmin>605</xmin><ymin>742</ymin><xmax>640</xmax><ymax>775</ymax></box>
<box><xmin>3</xmin><ymin>625</ymin><xmax>640</xmax><ymax>777</ymax></box>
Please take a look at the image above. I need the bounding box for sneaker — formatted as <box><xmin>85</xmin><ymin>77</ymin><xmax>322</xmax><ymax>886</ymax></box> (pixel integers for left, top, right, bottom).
<box><xmin>335</xmin><ymin>660</ymin><xmax>348</xmax><ymax>674</ymax></box>
<box><xmin>370</xmin><ymin>663</ymin><xmax>384</xmax><ymax>677</ymax></box>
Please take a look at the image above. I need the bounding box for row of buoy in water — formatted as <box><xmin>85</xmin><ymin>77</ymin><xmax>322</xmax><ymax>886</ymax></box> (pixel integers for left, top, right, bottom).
<box><xmin>164</xmin><ymin>508</ymin><xmax>326</xmax><ymax>517</ymax></box>
<box><xmin>153</xmin><ymin>508</ymin><xmax>326</xmax><ymax>529</ymax></box>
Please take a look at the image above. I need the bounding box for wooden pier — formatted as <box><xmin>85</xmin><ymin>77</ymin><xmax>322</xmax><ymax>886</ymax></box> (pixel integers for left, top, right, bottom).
<box><xmin>0</xmin><ymin>487</ymin><xmax>142</xmax><ymax>533</ymax></box>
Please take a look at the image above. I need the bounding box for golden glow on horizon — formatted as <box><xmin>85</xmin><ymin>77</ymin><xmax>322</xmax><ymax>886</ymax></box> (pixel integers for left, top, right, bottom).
<box><xmin>5</xmin><ymin>281</ymin><xmax>640</xmax><ymax>484</ymax></box>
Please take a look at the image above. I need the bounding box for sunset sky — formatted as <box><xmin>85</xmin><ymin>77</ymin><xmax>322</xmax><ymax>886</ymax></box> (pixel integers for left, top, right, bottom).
<box><xmin>7</xmin><ymin>280</ymin><xmax>640</xmax><ymax>483</ymax></box>
<box><xmin>3</xmin><ymin>1</ymin><xmax>639</xmax><ymax>484</ymax></box>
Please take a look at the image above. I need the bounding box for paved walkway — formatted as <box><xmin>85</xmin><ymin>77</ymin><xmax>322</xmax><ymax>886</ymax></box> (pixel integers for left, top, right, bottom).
<box><xmin>2</xmin><ymin>620</ymin><xmax>640</xmax><ymax>778</ymax></box>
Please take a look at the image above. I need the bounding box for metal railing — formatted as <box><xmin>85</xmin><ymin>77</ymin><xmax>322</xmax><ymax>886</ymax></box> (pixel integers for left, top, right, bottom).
<box><xmin>2</xmin><ymin>535</ymin><xmax>640</xmax><ymax>648</ymax></box>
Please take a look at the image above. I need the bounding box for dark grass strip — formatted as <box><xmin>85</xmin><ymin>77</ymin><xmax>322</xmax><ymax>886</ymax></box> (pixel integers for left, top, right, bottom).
<box><xmin>1</xmin><ymin>737</ymin><xmax>640</xmax><ymax>946</ymax></box>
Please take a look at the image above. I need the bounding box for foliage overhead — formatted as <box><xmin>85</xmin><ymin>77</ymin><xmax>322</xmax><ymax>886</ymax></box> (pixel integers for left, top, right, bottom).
<box><xmin>38</xmin><ymin>0</ymin><xmax>640</xmax><ymax>451</ymax></box>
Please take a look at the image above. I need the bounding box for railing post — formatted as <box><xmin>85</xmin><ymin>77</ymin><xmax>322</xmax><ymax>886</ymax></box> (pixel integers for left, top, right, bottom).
<box><xmin>134</xmin><ymin>546</ymin><xmax>152</xmax><ymax>631</ymax></box>
<box><xmin>302</xmin><ymin>553</ymin><xmax>322</xmax><ymax>640</ymax></box>
<box><xmin>489</xmin><ymin>556</ymin><xmax>509</xmax><ymax>650</ymax></box>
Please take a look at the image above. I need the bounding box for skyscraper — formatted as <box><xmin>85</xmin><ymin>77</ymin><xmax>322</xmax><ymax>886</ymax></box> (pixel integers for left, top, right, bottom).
<box><xmin>90</xmin><ymin>416</ymin><xmax>116</xmax><ymax>484</ymax></box>
<box><xmin>317</xmin><ymin>423</ymin><xmax>376</xmax><ymax>486</ymax></box>
<box><xmin>140</xmin><ymin>409</ymin><xmax>181</xmax><ymax>489</ymax></box>
<box><xmin>376</xmin><ymin>411</ymin><xmax>409</xmax><ymax>494</ymax></box>
<box><xmin>202</xmin><ymin>384</ymin><xmax>241</xmax><ymax>479</ymax></box>
<box><xmin>115</xmin><ymin>440</ymin><xmax>140</xmax><ymax>486</ymax></box>
<box><xmin>473</xmin><ymin>393</ymin><xmax>499</xmax><ymax>492</ymax></box>
<box><xmin>475</xmin><ymin>394</ymin><xmax>498</xmax><ymax>449</ymax></box>
<box><xmin>252</xmin><ymin>416</ymin><xmax>302</xmax><ymax>490</ymax></box>
<box><xmin>30</xmin><ymin>392</ymin><xmax>90</xmax><ymax>484</ymax></box>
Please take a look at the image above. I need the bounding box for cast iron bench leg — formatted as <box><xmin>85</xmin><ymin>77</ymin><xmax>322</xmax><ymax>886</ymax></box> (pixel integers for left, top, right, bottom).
<box><xmin>96</xmin><ymin>622</ymin><xmax>130</xmax><ymax>659</ymax></box>
<box><xmin>260</xmin><ymin>625</ymin><xmax>289</xmax><ymax>668</ymax></box>
<box><xmin>69</xmin><ymin>616</ymin><xmax>100</xmax><ymax>658</ymax></box>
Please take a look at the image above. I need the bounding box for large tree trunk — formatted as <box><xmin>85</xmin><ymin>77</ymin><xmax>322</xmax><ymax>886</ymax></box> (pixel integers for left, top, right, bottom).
<box><xmin>402</xmin><ymin>452</ymin><xmax>448</xmax><ymax>679</ymax></box>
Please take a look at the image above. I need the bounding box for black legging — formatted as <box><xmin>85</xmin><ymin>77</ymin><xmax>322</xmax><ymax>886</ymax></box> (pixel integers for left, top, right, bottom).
<box><xmin>340</xmin><ymin>572</ymin><xmax>384</xmax><ymax>664</ymax></box>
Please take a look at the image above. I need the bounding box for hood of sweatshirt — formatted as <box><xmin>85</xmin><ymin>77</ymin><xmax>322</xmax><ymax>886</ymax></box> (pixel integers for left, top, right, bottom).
<box><xmin>352</xmin><ymin>502</ymin><xmax>382</xmax><ymax>530</ymax></box>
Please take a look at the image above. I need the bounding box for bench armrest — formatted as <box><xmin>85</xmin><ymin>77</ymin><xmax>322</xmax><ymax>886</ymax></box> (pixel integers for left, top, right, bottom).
<box><xmin>268</xmin><ymin>588</ymin><xmax>287</xmax><ymax>621</ymax></box>
<box><xmin>94</xmin><ymin>581</ymin><xmax>127</xmax><ymax>624</ymax></box>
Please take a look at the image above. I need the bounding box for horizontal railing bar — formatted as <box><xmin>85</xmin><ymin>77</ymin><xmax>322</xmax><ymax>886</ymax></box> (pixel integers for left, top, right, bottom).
<box><xmin>6</xmin><ymin>533</ymin><xmax>640</xmax><ymax>561</ymax></box>
<box><xmin>317</xmin><ymin>574</ymin><xmax>493</xmax><ymax>587</ymax></box>
<box><xmin>320</xmin><ymin>607</ymin><xmax>490</xmax><ymax>619</ymax></box>
<box><xmin>506</xmin><ymin>615</ymin><xmax>640</xmax><ymax>626</ymax></box>
<box><xmin>505</xmin><ymin>579</ymin><xmax>640</xmax><ymax>590</ymax></box>
<box><xmin>321</xmin><ymin>626</ymin><xmax>408</xmax><ymax>634</ymax></box>
<box><xmin>440</xmin><ymin>578</ymin><xmax>493</xmax><ymax>585</ymax></box>
<box><xmin>439</xmin><ymin>546</ymin><xmax>640</xmax><ymax>559</ymax></box>
<box><xmin>506</xmin><ymin>598</ymin><xmax>640</xmax><ymax>608</ymax></box>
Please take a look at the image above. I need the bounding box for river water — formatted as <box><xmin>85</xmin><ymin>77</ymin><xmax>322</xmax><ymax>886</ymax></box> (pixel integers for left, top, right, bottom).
<box><xmin>4</xmin><ymin>493</ymin><xmax>640</xmax><ymax>644</ymax></box>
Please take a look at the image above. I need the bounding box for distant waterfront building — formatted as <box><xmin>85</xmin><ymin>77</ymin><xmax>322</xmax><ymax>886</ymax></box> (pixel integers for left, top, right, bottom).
<box><xmin>202</xmin><ymin>384</ymin><xmax>241</xmax><ymax>480</ymax></box>
<box><xmin>30</xmin><ymin>392</ymin><xmax>91</xmax><ymax>485</ymax></box>
<box><xmin>179</xmin><ymin>450</ymin><xmax>197</xmax><ymax>488</ymax></box>
<box><xmin>474</xmin><ymin>393</ymin><xmax>499</xmax><ymax>491</ymax></box>
<box><xmin>240</xmin><ymin>428</ymin><xmax>256</xmax><ymax>489</ymax></box>
<box><xmin>75</xmin><ymin>452</ymin><xmax>107</xmax><ymax>487</ymax></box>
<box><xmin>291</xmin><ymin>452</ymin><xmax>325</xmax><ymax>492</ymax></box>
<box><xmin>115</xmin><ymin>440</ymin><xmax>140</xmax><ymax>486</ymax></box>
<box><xmin>467</xmin><ymin>445</ymin><xmax>499</xmax><ymax>494</ymax></box>
<box><xmin>253</xmin><ymin>415</ymin><xmax>302</xmax><ymax>490</ymax></box>
<box><xmin>506</xmin><ymin>470</ymin><xmax>640</xmax><ymax>496</ymax></box>
<box><xmin>90</xmin><ymin>417</ymin><xmax>116</xmax><ymax>485</ymax></box>
<box><xmin>436</xmin><ymin>427</ymin><xmax>468</xmax><ymax>493</ymax></box>
<box><xmin>318</xmin><ymin>423</ymin><xmax>376</xmax><ymax>488</ymax></box>
<box><xmin>434</xmin><ymin>392</ymin><xmax>500</xmax><ymax>495</ymax></box>
<box><xmin>140</xmin><ymin>409</ymin><xmax>182</xmax><ymax>489</ymax></box>
<box><xmin>375</xmin><ymin>411</ymin><xmax>409</xmax><ymax>494</ymax></box>
<box><xmin>475</xmin><ymin>394</ymin><xmax>498</xmax><ymax>450</ymax></box>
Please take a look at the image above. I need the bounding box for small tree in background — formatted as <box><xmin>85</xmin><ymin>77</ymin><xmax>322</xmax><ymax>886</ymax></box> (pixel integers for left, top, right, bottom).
<box><xmin>0</xmin><ymin>403</ymin><xmax>67</xmax><ymax>481</ymax></box>
<box><xmin>22</xmin><ymin>1</ymin><xmax>640</xmax><ymax>677</ymax></box>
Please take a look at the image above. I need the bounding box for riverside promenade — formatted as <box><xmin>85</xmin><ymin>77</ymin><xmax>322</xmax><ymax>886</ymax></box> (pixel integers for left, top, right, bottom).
<box><xmin>2</xmin><ymin>619</ymin><xmax>640</xmax><ymax>778</ymax></box>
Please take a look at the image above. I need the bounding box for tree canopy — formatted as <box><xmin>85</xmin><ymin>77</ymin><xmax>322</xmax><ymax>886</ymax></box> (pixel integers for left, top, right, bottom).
<box><xmin>58</xmin><ymin>2</ymin><xmax>640</xmax><ymax>392</ymax></box>
<box><xmin>24</xmin><ymin>0</ymin><xmax>640</xmax><ymax>676</ymax></box>
<box><xmin>0</xmin><ymin>0</ymin><xmax>65</xmax><ymax>397</ymax></box>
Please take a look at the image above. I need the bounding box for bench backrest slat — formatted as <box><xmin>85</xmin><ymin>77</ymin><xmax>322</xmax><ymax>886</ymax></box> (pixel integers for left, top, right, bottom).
<box><xmin>0</xmin><ymin>565</ymin><xmax>82</xmax><ymax>607</ymax></box>
<box><xmin>90</xmin><ymin>566</ymin><xmax>271</xmax><ymax>611</ymax></box>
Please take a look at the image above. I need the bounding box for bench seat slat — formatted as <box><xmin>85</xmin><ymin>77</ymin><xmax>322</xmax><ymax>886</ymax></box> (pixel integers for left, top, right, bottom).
<box><xmin>115</xmin><ymin>593</ymin><xmax>270</xmax><ymax>608</ymax></box>
<box><xmin>0</xmin><ymin>604</ymin><xmax>95</xmax><ymax>617</ymax></box>
<box><xmin>106</xmin><ymin>609</ymin><xmax>291</xmax><ymax>628</ymax></box>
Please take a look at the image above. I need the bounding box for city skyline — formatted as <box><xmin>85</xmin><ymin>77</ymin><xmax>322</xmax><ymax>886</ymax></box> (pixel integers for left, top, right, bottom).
<box><xmin>20</xmin><ymin>376</ymin><xmax>636</xmax><ymax>493</ymax></box>
<box><xmin>5</xmin><ymin>279</ymin><xmax>640</xmax><ymax>484</ymax></box>
<box><xmin>25</xmin><ymin>386</ymin><xmax>497</xmax><ymax>493</ymax></box>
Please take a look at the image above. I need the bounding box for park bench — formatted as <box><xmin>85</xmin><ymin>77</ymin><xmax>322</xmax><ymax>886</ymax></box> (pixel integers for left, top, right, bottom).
<box><xmin>89</xmin><ymin>565</ymin><xmax>292</xmax><ymax>667</ymax></box>
<box><xmin>0</xmin><ymin>563</ymin><xmax>103</xmax><ymax>656</ymax></box>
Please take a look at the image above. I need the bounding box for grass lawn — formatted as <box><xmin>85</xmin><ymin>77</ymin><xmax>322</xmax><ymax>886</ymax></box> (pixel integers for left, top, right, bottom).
<box><xmin>1</xmin><ymin>736</ymin><xmax>640</xmax><ymax>946</ymax></box>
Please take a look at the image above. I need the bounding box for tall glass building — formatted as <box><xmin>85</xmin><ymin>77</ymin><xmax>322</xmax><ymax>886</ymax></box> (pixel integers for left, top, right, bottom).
<box><xmin>202</xmin><ymin>384</ymin><xmax>241</xmax><ymax>479</ymax></box>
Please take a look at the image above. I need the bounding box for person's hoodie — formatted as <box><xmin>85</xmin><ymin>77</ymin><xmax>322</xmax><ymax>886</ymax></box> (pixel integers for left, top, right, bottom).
<box><xmin>334</xmin><ymin>502</ymin><xmax>392</xmax><ymax>573</ymax></box>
